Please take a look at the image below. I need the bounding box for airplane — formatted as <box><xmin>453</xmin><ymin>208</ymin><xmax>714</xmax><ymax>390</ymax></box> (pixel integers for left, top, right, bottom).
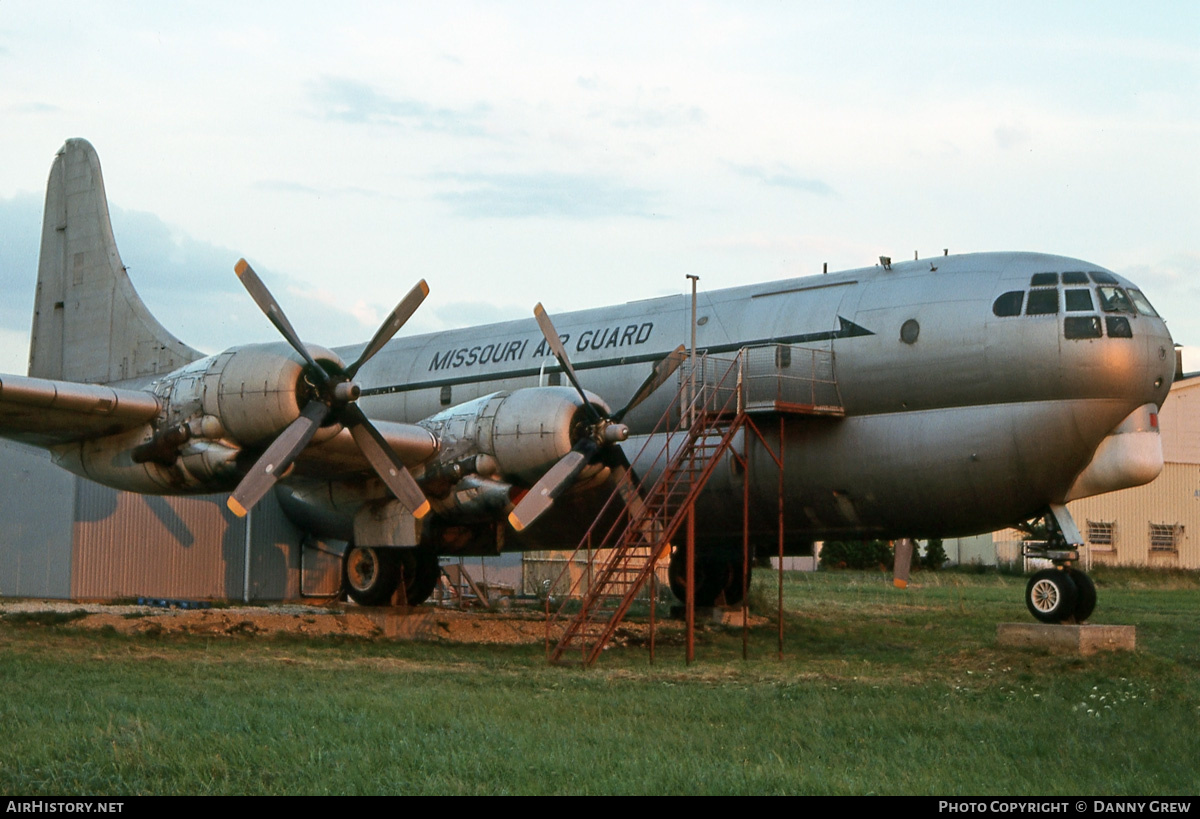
<box><xmin>0</xmin><ymin>138</ymin><xmax>1176</xmax><ymax>625</ymax></box>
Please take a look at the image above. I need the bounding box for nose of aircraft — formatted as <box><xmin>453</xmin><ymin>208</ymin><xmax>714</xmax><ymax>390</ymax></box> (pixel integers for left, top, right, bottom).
<box><xmin>1054</xmin><ymin>273</ymin><xmax>1176</xmax><ymax>413</ymax></box>
<box><xmin>1142</xmin><ymin>315</ymin><xmax>1175</xmax><ymax>406</ymax></box>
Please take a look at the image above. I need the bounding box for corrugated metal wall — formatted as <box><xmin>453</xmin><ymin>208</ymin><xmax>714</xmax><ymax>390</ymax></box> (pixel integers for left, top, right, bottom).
<box><xmin>1068</xmin><ymin>462</ymin><xmax>1200</xmax><ymax>569</ymax></box>
<box><xmin>72</xmin><ymin>485</ymin><xmax>247</xmax><ymax>599</ymax></box>
<box><xmin>0</xmin><ymin>440</ymin><xmax>344</xmax><ymax>601</ymax></box>
<box><xmin>70</xmin><ymin>484</ymin><xmax>346</xmax><ymax>601</ymax></box>
<box><xmin>0</xmin><ymin>442</ymin><xmax>76</xmax><ymax>598</ymax></box>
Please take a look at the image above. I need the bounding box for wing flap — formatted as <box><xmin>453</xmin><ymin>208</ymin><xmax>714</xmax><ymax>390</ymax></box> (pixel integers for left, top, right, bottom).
<box><xmin>0</xmin><ymin>373</ymin><xmax>160</xmax><ymax>447</ymax></box>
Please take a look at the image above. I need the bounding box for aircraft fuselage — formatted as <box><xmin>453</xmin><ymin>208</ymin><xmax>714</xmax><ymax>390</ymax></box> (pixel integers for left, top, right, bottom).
<box><xmin>313</xmin><ymin>250</ymin><xmax>1174</xmax><ymax>551</ymax></box>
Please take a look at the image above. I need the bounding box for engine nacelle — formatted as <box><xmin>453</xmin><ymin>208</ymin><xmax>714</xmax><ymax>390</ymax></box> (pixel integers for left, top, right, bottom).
<box><xmin>56</xmin><ymin>342</ymin><xmax>348</xmax><ymax>496</ymax></box>
<box><xmin>155</xmin><ymin>342</ymin><xmax>345</xmax><ymax>448</ymax></box>
<box><xmin>419</xmin><ymin>387</ymin><xmax>609</xmax><ymax>486</ymax></box>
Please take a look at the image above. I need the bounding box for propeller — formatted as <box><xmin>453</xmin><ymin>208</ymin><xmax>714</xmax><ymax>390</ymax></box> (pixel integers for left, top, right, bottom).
<box><xmin>226</xmin><ymin>259</ymin><xmax>431</xmax><ymax>520</ymax></box>
<box><xmin>507</xmin><ymin>303</ymin><xmax>686</xmax><ymax>531</ymax></box>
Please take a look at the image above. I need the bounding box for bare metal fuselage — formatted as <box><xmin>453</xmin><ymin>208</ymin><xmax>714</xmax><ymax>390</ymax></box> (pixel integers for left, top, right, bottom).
<box><xmin>280</xmin><ymin>250</ymin><xmax>1173</xmax><ymax>552</ymax></box>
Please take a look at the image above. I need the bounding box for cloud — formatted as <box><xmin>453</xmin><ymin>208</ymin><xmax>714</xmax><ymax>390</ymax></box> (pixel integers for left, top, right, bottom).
<box><xmin>252</xmin><ymin>179</ymin><xmax>401</xmax><ymax>203</ymax></box>
<box><xmin>0</xmin><ymin>193</ymin><xmax>385</xmax><ymax>361</ymax></box>
<box><xmin>0</xmin><ymin>193</ymin><xmax>43</xmax><ymax>342</ymax></box>
<box><xmin>994</xmin><ymin>123</ymin><xmax>1031</xmax><ymax>150</ymax></box>
<box><xmin>252</xmin><ymin>180</ymin><xmax>324</xmax><ymax>196</ymax></box>
<box><xmin>8</xmin><ymin>102</ymin><xmax>58</xmax><ymax>114</ymax></box>
<box><xmin>612</xmin><ymin>104</ymin><xmax>705</xmax><ymax>130</ymax></box>
<box><xmin>432</xmin><ymin>172</ymin><xmax>659</xmax><ymax>219</ymax></box>
<box><xmin>728</xmin><ymin>163</ymin><xmax>834</xmax><ymax>196</ymax></box>
<box><xmin>431</xmin><ymin>300</ymin><xmax>527</xmax><ymax>329</ymax></box>
<box><xmin>307</xmin><ymin>76</ymin><xmax>490</xmax><ymax>137</ymax></box>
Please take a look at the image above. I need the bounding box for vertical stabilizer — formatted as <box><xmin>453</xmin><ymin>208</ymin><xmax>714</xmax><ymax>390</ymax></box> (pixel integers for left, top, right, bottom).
<box><xmin>28</xmin><ymin>139</ymin><xmax>203</xmax><ymax>384</ymax></box>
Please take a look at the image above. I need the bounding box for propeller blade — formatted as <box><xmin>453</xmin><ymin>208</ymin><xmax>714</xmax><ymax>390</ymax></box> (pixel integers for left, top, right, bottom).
<box><xmin>228</xmin><ymin>400</ymin><xmax>330</xmax><ymax>517</ymax></box>
<box><xmin>343</xmin><ymin>404</ymin><xmax>431</xmax><ymax>519</ymax></box>
<box><xmin>345</xmin><ymin>279</ymin><xmax>430</xmax><ymax>379</ymax></box>
<box><xmin>611</xmin><ymin>344</ymin><xmax>688</xmax><ymax>423</ymax></box>
<box><xmin>234</xmin><ymin>258</ymin><xmax>329</xmax><ymax>384</ymax></box>
<box><xmin>605</xmin><ymin>449</ymin><xmax>647</xmax><ymax>520</ymax></box>
<box><xmin>533</xmin><ymin>303</ymin><xmax>602</xmax><ymax>423</ymax></box>
<box><xmin>508</xmin><ymin>439</ymin><xmax>598</xmax><ymax>532</ymax></box>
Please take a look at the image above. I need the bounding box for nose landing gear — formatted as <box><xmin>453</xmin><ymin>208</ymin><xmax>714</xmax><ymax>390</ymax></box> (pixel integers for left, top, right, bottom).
<box><xmin>1018</xmin><ymin>504</ymin><xmax>1096</xmax><ymax>624</ymax></box>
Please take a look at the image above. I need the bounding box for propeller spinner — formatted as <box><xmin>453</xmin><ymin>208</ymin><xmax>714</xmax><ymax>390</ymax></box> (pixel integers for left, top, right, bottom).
<box><xmin>507</xmin><ymin>303</ymin><xmax>686</xmax><ymax>531</ymax></box>
<box><xmin>226</xmin><ymin>259</ymin><xmax>431</xmax><ymax>520</ymax></box>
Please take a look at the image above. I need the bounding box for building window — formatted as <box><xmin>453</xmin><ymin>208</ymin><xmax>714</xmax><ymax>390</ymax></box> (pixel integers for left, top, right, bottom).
<box><xmin>1086</xmin><ymin>520</ymin><xmax>1116</xmax><ymax>550</ymax></box>
<box><xmin>1149</xmin><ymin>523</ymin><xmax>1183</xmax><ymax>553</ymax></box>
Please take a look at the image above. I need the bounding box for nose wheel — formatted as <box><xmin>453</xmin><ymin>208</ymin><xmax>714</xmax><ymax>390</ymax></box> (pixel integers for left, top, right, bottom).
<box><xmin>1018</xmin><ymin>505</ymin><xmax>1098</xmax><ymax>624</ymax></box>
<box><xmin>1025</xmin><ymin>569</ymin><xmax>1078</xmax><ymax>623</ymax></box>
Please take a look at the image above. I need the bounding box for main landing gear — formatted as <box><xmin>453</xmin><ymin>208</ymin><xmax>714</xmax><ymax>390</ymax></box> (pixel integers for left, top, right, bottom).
<box><xmin>342</xmin><ymin>545</ymin><xmax>441</xmax><ymax>607</ymax></box>
<box><xmin>1017</xmin><ymin>504</ymin><xmax>1097</xmax><ymax>624</ymax></box>
<box><xmin>667</xmin><ymin>547</ymin><xmax>749</xmax><ymax>607</ymax></box>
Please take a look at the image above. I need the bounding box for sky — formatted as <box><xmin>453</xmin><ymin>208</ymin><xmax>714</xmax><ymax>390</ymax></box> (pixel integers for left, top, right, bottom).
<box><xmin>1</xmin><ymin>1</ymin><xmax>1197</xmax><ymax>373</ymax></box>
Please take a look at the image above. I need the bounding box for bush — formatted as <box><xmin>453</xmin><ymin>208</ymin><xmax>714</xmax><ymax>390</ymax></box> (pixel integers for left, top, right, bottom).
<box><xmin>819</xmin><ymin>540</ymin><xmax>893</xmax><ymax>571</ymax></box>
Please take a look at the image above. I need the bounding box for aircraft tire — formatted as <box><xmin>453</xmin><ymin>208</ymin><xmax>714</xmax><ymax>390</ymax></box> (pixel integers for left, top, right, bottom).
<box><xmin>668</xmin><ymin>548</ymin><xmax>747</xmax><ymax>607</ymax></box>
<box><xmin>1025</xmin><ymin>569</ymin><xmax>1079</xmax><ymax>624</ymax></box>
<box><xmin>342</xmin><ymin>545</ymin><xmax>402</xmax><ymax>606</ymax></box>
<box><xmin>397</xmin><ymin>548</ymin><xmax>441</xmax><ymax>606</ymax></box>
<box><xmin>1067</xmin><ymin>569</ymin><xmax>1097</xmax><ymax>623</ymax></box>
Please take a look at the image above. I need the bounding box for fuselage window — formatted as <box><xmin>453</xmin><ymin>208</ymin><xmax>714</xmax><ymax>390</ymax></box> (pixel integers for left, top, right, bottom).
<box><xmin>1062</xmin><ymin>271</ymin><xmax>1089</xmax><ymax>285</ymax></box>
<box><xmin>1064</xmin><ymin>289</ymin><xmax>1094</xmax><ymax>311</ymax></box>
<box><xmin>1098</xmin><ymin>287</ymin><xmax>1134</xmax><ymax>314</ymax></box>
<box><xmin>1090</xmin><ymin>271</ymin><xmax>1119</xmax><ymax>285</ymax></box>
<box><xmin>1127</xmin><ymin>289</ymin><xmax>1160</xmax><ymax>317</ymax></box>
<box><xmin>1030</xmin><ymin>272</ymin><xmax>1058</xmax><ymax>287</ymax></box>
<box><xmin>992</xmin><ymin>291</ymin><xmax>1024</xmax><ymax>317</ymax></box>
<box><xmin>1106</xmin><ymin>316</ymin><xmax>1133</xmax><ymax>338</ymax></box>
<box><xmin>1025</xmin><ymin>288</ymin><xmax>1059</xmax><ymax>315</ymax></box>
<box><xmin>1064</xmin><ymin>316</ymin><xmax>1102</xmax><ymax>339</ymax></box>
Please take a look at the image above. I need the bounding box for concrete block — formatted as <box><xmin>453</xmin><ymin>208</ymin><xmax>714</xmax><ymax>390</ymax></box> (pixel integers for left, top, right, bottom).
<box><xmin>996</xmin><ymin>623</ymin><xmax>1136</xmax><ymax>655</ymax></box>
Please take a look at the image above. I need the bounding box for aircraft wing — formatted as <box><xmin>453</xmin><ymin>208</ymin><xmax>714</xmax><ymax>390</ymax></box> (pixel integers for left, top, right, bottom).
<box><xmin>293</xmin><ymin>419</ymin><xmax>439</xmax><ymax>478</ymax></box>
<box><xmin>0</xmin><ymin>373</ymin><xmax>161</xmax><ymax>447</ymax></box>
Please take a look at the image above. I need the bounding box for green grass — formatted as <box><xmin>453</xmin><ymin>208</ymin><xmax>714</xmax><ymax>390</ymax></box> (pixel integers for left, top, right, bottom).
<box><xmin>1</xmin><ymin>569</ymin><xmax>1197</xmax><ymax>795</ymax></box>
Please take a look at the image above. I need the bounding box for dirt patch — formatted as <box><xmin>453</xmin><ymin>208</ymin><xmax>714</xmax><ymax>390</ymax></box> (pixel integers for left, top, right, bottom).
<box><xmin>0</xmin><ymin>599</ymin><xmax>763</xmax><ymax>644</ymax></box>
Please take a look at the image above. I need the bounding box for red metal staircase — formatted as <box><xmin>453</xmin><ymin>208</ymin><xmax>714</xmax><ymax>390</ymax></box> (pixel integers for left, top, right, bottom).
<box><xmin>545</xmin><ymin>355</ymin><xmax>748</xmax><ymax>665</ymax></box>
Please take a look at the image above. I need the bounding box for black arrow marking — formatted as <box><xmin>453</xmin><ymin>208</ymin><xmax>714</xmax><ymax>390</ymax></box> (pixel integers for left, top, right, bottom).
<box><xmin>361</xmin><ymin>316</ymin><xmax>874</xmax><ymax>397</ymax></box>
<box><xmin>705</xmin><ymin>316</ymin><xmax>874</xmax><ymax>354</ymax></box>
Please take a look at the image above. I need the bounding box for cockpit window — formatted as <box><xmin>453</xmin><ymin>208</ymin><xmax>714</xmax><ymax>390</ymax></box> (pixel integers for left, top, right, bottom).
<box><xmin>1090</xmin><ymin>271</ymin><xmax>1119</xmax><ymax>285</ymax></box>
<box><xmin>1127</xmin><ymin>289</ymin><xmax>1160</xmax><ymax>317</ymax></box>
<box><xmin>1098</xmin><ymin>287</ymin><xmax>1135</xmax><ymax>314</ymax></box>
<box><xmin>1064</xmin><ymin>289</ymin><xmax>1094</xmax><ymax>312</ymax></box>
<box><xmin>1064</xmin><ymin>316</ymin><xmax>1102</xmax><ymax>339</ymax></box>
<box><xmin>1107</xmin><ymin>316</ymin><xmax>1133</xmax><ymax>338</ymax></box>
<box><xmin>1062</xmin><ymin>271</ymin><xmax>1090</xmax><ymax>285</ymax></box>
<box><xmin>1030</xmin><ymin>272</ymin><xmax>1058</xmax><ymax>287</ymax></box>
<box><xmin>992</xmin><ymin>291</ymin><xmax>1024</xmax><ymax>317</ymax></box>
<box><xmin>1026</xmin><ymin>289</ymin><xmax>1059</xmax><ymax>315</ymax></box>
